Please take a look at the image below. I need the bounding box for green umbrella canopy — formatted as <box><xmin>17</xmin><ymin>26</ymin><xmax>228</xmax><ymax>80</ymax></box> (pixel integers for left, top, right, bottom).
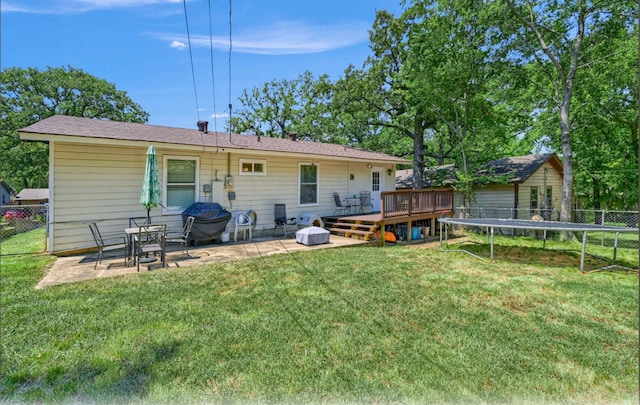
<box><xmin>140</xmin><ymin>146</ymin><xmax>161</xmax><ymax>219</ymax></box>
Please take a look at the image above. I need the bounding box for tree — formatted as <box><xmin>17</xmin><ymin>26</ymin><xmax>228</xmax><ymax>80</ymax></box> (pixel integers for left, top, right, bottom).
<box><xmin>504</xmin><ymin>0</ymin><xmax>637</xmax><ymax>224</ymax></box>
<box><xmin>404</xmin><ymin>0</ymin><xmax>530</xmax><ymax>197</ymax></box>
<box><xmin>228</xmin><ymin>71</ymin><xmax>339</xmax><ymax>142</ymax></box>
<box><xmin>570</xmin><ymin>25</ymin><xmax>638</xmax><ymax>210</ymax></box>
<box><xmin>332</xmin><ymin>10</ymin><xmax>438</xmax><ymax>189</ymax></box>
<box><xmin>1</xmin><ymin>66</ymin><xmax>149</xmax><ymax>190</ymax></box>
<box><xmin>332</xmin><ymin>2</ymin><xmax>528</xmax><ymax>193</ymax></box>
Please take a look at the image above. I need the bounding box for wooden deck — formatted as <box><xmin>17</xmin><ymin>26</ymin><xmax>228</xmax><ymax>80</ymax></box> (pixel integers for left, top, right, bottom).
<box><xmin>323</xmin><ymin>188</ymin><xmax>455</xmax><ymax>242</ymax></box>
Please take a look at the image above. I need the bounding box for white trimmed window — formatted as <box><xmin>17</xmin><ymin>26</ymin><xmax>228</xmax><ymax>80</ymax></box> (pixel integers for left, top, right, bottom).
<box><xmin>163</xmin><ymin>156</ymin><xmax>199</xmax><ymax>213</ymax></box>
<box><xmin>239</xmin><ymin>158</ymin><xmax>266</xmax><ymax>175</ymax></box>
<box><xmin>299</xmin><ymin>163</ymin><xmax>318</xmax><ymax>205</ymax></box>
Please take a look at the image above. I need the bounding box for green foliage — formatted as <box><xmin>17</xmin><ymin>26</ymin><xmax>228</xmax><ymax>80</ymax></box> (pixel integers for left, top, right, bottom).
<box><xmin>1</xmin><ymin>66</ymin><xmax>149</xmax><ymax>190</ymax></box>
<box><xmin>228</xmin><ymin>71</ymin><xmax>343</xmax><ymax>143</ymax></box>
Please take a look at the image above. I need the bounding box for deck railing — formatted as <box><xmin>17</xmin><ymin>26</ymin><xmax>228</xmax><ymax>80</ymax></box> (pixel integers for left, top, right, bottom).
<box><xmin>381</xmin><ymin>188</ymin><xmax>454</xmax><ymax>219</ymax></box>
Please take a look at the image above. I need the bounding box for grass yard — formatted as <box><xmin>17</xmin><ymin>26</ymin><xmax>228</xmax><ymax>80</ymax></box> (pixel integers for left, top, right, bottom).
<box><xmin>1</xmin><ymin>232</ymin><xmax>638</xmax><ymax>404</ymax></box>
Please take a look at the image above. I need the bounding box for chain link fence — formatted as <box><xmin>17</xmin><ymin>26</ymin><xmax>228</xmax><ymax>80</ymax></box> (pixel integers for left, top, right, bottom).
<box><xmin>453</xmin><ymin>207</ymin><xmax>639</xmax><ymax>250</ymax></box>
<box><xmin>0</xmin><ymin>204</ymin><xmax>48</xmax><ymax>255</ymax></box>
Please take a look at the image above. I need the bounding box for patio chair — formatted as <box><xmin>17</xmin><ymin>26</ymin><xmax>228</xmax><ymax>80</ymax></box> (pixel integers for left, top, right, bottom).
<box><xmin>333</xmin><ymin>192</ymin><xmax>351</xmax><ymax>215</ymax></box>
<box><xmin>232</xmin><ymin>211</ymin><xmax>254</xmax><ymax>242</ymax></box>
<box><xmin>89</xmin><ymin>222</ymin><xmax>128</xmax><ymax>270</ymax></box>
<box><xmin>134</xmin><ymin>224</ymin><xmax>166</xmax><ymax>272</ymax></box>
<box><xmin>273</xmin><ymin>204</ymin><xmax>297</xmax><ymax>238</ymax></box>
<box><xmin>165</xmin><ymin>216</ymin><xmax>195</xmax><ymax>256</ymax></box>
<box><xmin>360</xmin><ymin>191</ymin><xmax>373</xmax><ymax>213</ymax></box>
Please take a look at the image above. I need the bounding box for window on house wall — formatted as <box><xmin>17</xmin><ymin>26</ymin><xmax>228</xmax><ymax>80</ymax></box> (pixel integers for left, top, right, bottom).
<box><xmin>239</xmin><ymin>158</ymin><xmax>266</xmax><ymax>175</ymax></box>
<box><xmin>299</xmin><ymin>163</ymin><xmax>318</xmax><ymax>205</ymax></box>
<box><xmin>164</xmin><ymin>156</ymin><xmax>199</xmax><ymax>213</ymax></box>
<box><xmin>530</xmin><ymin>186</ymin><xmax>539</xmax><ymax>213</ymax></box>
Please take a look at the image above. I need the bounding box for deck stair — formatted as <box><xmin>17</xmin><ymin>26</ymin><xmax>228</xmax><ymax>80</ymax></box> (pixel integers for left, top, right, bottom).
<box><xmin>327</xmin><ymin>217</ymin><xmax>378</xmax><ymax>241</ymax></box>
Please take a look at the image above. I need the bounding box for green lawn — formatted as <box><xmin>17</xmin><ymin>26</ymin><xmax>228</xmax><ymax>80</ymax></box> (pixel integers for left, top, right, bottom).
<box><xmin>1</xmin><ymin>232</ymin><xmax>638</xmax><ymax>404</ymax></box>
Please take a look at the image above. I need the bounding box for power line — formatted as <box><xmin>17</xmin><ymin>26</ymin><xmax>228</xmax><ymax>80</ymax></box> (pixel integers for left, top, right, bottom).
<box><xmin>228</xmin><ymin>0</ymin><xmax>233</xmax><ymax>142</ymax></box>
<box><xmin>208</xmin><ymin>0</ymin><xmax>218</xmax><ymax>135</ymax></box>
<box><xmin>182</xmin><ymin>0</ymin><xmax>200</xmax><ymax>122</ymax></box>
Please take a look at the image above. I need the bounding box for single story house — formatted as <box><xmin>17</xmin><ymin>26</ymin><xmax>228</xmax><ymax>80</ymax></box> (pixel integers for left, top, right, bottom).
<box><xmin>396</xmin><ymin>153</ymin><xmax>564</xmax><ymax>218</ymax></box>
<box><xmin>14</xmin><ymin>188</ymin><xmax>49</xmax><ymax>205</ymax></box>
<box><xmin>19</xmin><ymin>115</ymin><xmax>408</xmax><ymax>254</ymax></box>
<box><xmin>0</xmin><ymin>179</ymin><xmax>14</xmax><ymax>206</ymax></box>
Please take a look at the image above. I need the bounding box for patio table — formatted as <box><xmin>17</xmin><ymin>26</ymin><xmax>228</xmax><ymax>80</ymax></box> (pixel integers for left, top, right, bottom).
<box><xmin>344</xmin><ymin>196</ymin><xmax>362</xmax><ymax>214</ymax></box>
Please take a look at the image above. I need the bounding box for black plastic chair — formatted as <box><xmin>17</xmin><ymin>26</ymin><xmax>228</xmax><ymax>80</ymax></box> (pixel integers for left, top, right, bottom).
<box><xmin>273</xmin><ymin>204</ymin><xmax>297</xmax><ymax>238</ymax></box>
<box><xmin>89</xmin><ymin>222</ymin><xmax>128</xmax><ymax>269</ymax></box>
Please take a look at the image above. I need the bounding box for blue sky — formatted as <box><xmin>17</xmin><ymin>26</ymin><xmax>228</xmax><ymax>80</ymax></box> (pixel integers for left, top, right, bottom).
<box><xmin>2</xmin><ymin>0</ymin><xmax>404</xmax><ymax>130</ymax></box>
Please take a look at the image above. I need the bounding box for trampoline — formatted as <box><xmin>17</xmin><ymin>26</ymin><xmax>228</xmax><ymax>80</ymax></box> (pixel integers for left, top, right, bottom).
<box><xmin>438</xmin><ymin>217</ymin><xmax>639</xmax><ymax>271</ymax></box>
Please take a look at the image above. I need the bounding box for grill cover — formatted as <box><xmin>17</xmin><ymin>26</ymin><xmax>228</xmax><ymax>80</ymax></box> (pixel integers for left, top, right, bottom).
<box><xmin>296</xmin><ymin>226</ymin><xmax>330</xmax><ymax>246</ymax></box>
<box><xmin>182</xmin><ymin>202</ymin><xmax>232</xmax><ymax>243</ymax></box>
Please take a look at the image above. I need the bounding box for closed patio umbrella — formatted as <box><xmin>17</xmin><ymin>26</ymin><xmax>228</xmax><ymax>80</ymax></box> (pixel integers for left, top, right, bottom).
<box><xmin>140</xmin><ymin>146</ymin><xmax>161</xmax><ymax>223</ymax></box>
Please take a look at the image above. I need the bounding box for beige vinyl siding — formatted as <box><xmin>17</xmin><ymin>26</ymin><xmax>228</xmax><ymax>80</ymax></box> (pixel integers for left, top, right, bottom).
<box><xmin>517</xmin><ymin>162</ymin><xmax>563</xmax><ymax>213</ymax></box>
<box><xmin>49</xmin><ymin>143</ymin><xmax>383</xmax><ymax>253</ymax></box>
<box><xmin>472</xmin><ymin>185</ymin><xmax>515</xmax><ymax>209</ymax></box>
<box><xmin>50</xmin><ymin>143</ymin><xmax>179</xmax><ymax>252</ymax></box>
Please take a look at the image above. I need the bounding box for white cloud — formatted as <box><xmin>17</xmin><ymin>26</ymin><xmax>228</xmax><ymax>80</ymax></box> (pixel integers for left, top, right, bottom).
<box><xmin>1</xmin><ymin>0</ymin><xmax>180</xmax><ymax>14</ymax></box>
<box><xmin>158</xmin><ymin>21</ymin><xmax>369</xmax><ymax>55</ymax></box>
<box><xmin>170</xmin><ymin>41</ymin><xmax>187</xmax><ymax>50</ymax></box>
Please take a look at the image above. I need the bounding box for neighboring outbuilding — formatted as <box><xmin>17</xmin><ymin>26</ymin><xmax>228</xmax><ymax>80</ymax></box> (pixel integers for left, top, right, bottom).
<box><xmin>14</xmin><ymin>188</ymin><xmax>49</xmax><ymax>205</ymax></box>
<box><xmin>0</xmin><ymin>180</ymin><xmax>15</xmax><ymax>206</ymax></box>
<box><xmin>396</xmin><ymin>153</ymin><xmax>564</xmax><ymax>218</ymax></box>
<box><xmin>19</xmin><ymin>115</ymin><xmax>407</xmax><ymax>254</ymax></box>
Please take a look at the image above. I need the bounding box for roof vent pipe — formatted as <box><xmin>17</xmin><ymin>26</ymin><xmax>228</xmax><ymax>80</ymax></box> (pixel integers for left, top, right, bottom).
<box><xmin>289</xmin><ymin>133</ymin><xmax>297</xmax><ymax>141</ymax></box>
<box><xmin>197</xmin><ymin>121</ymin><xmax>209</xmax><ymax>133</ymax></box>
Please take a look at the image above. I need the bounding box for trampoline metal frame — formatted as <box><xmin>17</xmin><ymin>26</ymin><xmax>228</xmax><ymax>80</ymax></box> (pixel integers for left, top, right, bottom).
<box><xmin>438</xmin><ymin>217</ymin><xmax>639</xmax><ymax>271</ymax></box>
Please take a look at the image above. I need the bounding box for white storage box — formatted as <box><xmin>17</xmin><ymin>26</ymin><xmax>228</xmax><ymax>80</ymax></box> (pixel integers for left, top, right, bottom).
<box><xmin>296</xmin><ymin>226</ymin><xmax>330</xmax><ymax>246</ymax></box>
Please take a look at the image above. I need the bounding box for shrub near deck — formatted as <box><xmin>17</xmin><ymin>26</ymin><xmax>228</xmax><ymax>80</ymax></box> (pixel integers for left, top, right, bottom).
<box><xmin>1</xmin><ymin>238</ymin><xmax>638</xmax><ymax>404</ymax></box>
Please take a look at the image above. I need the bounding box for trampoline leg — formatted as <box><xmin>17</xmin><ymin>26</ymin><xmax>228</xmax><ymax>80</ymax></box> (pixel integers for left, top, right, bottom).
<box><xmin>543</xmin><ymin>230</ymin><xmax>547</xmax><ymax>249</ymax></box>
<box><xmin>580</xmin><ymin>231</ymin><xmax>587</xmax><ymax>271</ymax></box>
<box><xmin>490</xmin><ymin>227</ymin><xmax>494</xmax><ymax>261</ymax></box>
<box><xmin>613</xmin><ymin>232</ymin><xmax>619</xmax><ymax>261</ymax></box>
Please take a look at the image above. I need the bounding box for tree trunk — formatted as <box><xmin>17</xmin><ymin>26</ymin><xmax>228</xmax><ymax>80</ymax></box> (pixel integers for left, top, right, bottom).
<box><xmin>559</xmin><ymin>93</ymin><xmax>574</xmax><ymax>236</ymax></box>
<box><xmin>413</xmin><ymin>131</ymin><xmax>425</xmax><ymax>189</ymax></box>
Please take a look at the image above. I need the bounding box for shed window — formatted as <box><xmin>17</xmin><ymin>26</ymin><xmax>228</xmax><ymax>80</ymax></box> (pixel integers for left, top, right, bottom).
<box><xmin>240</xmin><ymin>159</ymin><xmax>266</xmax><ymax>175</ymax></box>
<box><xmin>299</xmin><ymin>163</ymin><xmax>318</xmax><ymax>205</ymax></box>
<box><xmin>530</xmin><ymin>186</ymin><xmax>539</xmax><ymax>213</ymax></box>
<box><xmin>164</xmin><ymin>156</ymin><xmax>199</xmax><ymax>213</ymax></box>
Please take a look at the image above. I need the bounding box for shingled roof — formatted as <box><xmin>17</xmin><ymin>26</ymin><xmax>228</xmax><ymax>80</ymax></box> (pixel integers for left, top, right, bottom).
<box><xmin>477</xmin><ymin>153</ymin><xmax>563</xmax><ymax>182</ymax></box>
<box><xmin>398</xmin><ymin>153</ymin><xmax>563</xmax><ymax>189</ymax></box>
<box><xmin>19</xmin><ymin>115</ymin><xmax>408</xmax><ymax>164</ymax></box>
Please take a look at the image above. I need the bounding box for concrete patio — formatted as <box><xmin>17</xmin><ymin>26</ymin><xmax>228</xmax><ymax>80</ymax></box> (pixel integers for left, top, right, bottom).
<box><xmin>37</xmin><ymin>233</ymin><xmax>369</xmax><ymax>289</ymax></box>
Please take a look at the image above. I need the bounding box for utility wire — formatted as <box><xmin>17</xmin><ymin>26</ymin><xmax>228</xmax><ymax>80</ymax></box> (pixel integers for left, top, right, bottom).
<box><xmin>228</xmin><ymin>0</ymin><xmax>233</xmax><ymax>142</ymax></box>
<box><xmin>183</xmin><ymin>0</ymin><xmax>200</xmax><ymax>122</ymax></box>
<box><xmin>208</xmin><ymin>0</ymin><xmax>218</xmax><ymax>135</ymax></box>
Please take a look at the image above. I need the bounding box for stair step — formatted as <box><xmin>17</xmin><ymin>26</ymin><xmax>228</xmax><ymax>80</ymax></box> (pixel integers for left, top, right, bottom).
<box><xmin>329</xmin><ymin>228</ymin><xmax>376</xmax><ymax>241</ymax></box>
<box><xmin>332</xmin><ymin>222</ymin><xmax>377</xmax><ymax>231</ymax></box>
